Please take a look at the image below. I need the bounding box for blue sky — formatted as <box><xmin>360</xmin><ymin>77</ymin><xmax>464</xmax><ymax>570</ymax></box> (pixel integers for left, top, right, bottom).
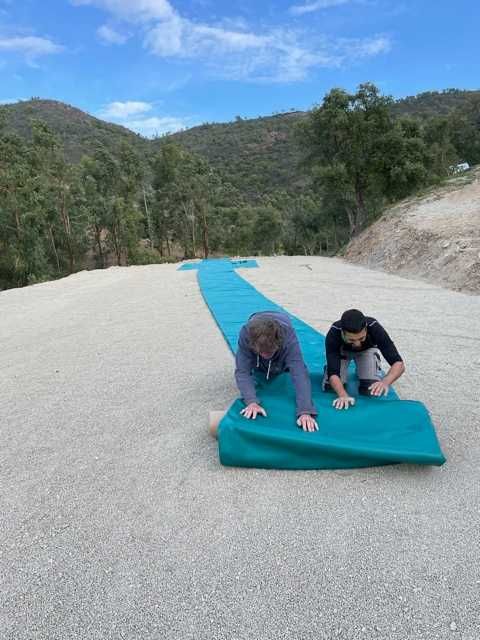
<box><xmin>0</xmin><ymin>0</ymin><xmax>478</xmax><ymax>137</ymax></box>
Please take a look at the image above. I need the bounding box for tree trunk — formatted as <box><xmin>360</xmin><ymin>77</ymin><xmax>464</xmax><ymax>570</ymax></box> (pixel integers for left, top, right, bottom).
<box><xmin>200</xmin><ymin>206</ymin><xmax>209</xmax><ymax>258</ymax></box>
<box><xmin>143</xmin><ymin>186</ymin><xmax>154</xmax><ymax>249</ymax></box>
<box><xmin>190</xmin><ymin>202</ymin><xmax>196</xmax><ymax>257</ymax></box>
<box><xmin>354</xmin><ymin>179</ymin><xmax>367</xmax><ymax>235</ymax></box>
<box><xmin>112</xmin><ymin>224</ymin><xmax>122</xmax><ymax>266</ymax></box>
<box><xmin>181</xmin><ymin>201</ymin><xmax>196</xmax><ymax>257</ymax></box>
<box><xmin>332</xmin><ymin>215</ymin><xmax>338</xmax><ymax>249</ymax></box>
<box><xmin>182</xmin><ymin>223</ymin><xmax>191</xmax><ymax>259</ymax></box>
<box><xmin>14</xmin><ymin>205</ymin><xmax>21</xmax><ymax>238</ymax></box>
<box><xmin>59</xmin><ymin>184</ymin><xmax>75</xmax><ymax>273</ymax></box>
<box><xmin>94</xmin><ymin>224</ymin><xmax>105</xmax><ymax>268</ymax></box>
<box><xmin>9</xmin><ymin>186</ymin><xmax>22</xmax><ymax>238</ymax></box>
<box><xmin>48</xmin><ymin>225</ymin><xmax>61</xmax><ymax>273</ymax></box>
<box><xmin>345</xmin><ymin>206</ymin><xmax>356</xmax><ymax>238</ymax></box>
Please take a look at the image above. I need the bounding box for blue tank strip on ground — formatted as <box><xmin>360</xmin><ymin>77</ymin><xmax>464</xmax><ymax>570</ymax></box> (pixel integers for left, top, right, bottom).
<box><xmin>181</xmin><ymin>258</ymin><xmax>446</xmax><ymax>469</ymax></box>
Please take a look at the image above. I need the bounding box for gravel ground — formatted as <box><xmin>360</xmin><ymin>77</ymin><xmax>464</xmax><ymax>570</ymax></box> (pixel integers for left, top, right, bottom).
<box><xmin>1</xmin><ymin>257</ymin><xmax>479</xmax><ymax>640</ymax></box>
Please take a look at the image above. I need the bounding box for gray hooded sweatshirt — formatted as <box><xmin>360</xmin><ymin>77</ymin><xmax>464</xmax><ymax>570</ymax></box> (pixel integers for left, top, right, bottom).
<box><xmin>234</xmin><ymin>311</ymin><xmax>317</xmax><ymax>417</ymax></box>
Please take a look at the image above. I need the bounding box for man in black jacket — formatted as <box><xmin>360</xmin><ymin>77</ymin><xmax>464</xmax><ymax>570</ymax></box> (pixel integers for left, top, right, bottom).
<box><xmin>323</xmin><ymin>309</ymin><xmax>405</xmax><ymax>410</ymax></box>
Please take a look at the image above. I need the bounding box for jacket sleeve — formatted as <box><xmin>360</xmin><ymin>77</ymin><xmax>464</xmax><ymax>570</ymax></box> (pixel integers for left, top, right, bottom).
<box><xmin>234</xmin><ymin>327</ymin><xmax>258</xmax><ymax>405</ymax></box>
<box><xmin>325</xmin><ymin>328</ymin><xmax>342</xmax><ymax>378</ymax></box>
<box><xmin>284</xmin><ymin>331</ymin><xmax>317</xmax><ymax>417</ymax></box>
<box><xmin>371</xmin><ymin>323</ymin><xmax>403</xmax><ymax>366</ymax></box>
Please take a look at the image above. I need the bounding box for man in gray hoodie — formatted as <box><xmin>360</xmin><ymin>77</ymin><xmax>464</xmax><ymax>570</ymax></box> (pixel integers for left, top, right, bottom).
<box><xmin>235</xmin><ymin>311</ymin><xmax>318</xmax><ymax>432</ymax></box>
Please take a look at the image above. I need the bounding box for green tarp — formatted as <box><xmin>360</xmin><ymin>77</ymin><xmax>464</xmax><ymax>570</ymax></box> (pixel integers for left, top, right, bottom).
<box><xmin>183</xmin><ymin>259</ymin><xmax>446</xmax><ymax>469</ymax></box>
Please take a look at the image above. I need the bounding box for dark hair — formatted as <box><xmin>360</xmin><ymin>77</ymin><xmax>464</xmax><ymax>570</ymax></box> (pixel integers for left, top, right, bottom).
<box><xmin>340</xmin><ymin>309</ymin><xmax>367</xmax><ymax>333</ymax></box>
<box><xmin>248</xmin><ymin>317</ymin><xmax>282</xmax><ymax>353</ymax></box>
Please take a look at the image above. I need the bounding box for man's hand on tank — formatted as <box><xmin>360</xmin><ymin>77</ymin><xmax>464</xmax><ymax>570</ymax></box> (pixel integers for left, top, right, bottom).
<box><xmin>296</xmin><ymin>414</ymin><xmax>318</xmax><ymax>432</ymax></box>
<box><xmin>369</xmin><ymin>381</ymin><xmax>390</xmax><ymax>397</ymax></box>
<box><xmin>332</xmin><ymin>395</ymin><xmax>356</xmax><ymax>410</ymax></box>
<box><xmin>240</xmin><ymin>403</ymin><xmax>267</xmax><ymax>419</ymax></box>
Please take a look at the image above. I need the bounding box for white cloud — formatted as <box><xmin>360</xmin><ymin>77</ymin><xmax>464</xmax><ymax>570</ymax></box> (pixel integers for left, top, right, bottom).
<box><xmin>121</xmin><ymin>115</ymin><xmax>190</xmax><ymax>137</ymax></box>
<box><xmin>144</xmin><ymin>18</ymin><xmax>269</xmax><ymax>58</ymax></box>
<box><xmin>71</xmin><ymin>0</ymin><xmax>174</xmax><ymax>23</ymax></box>
<box><xmin>97</xmin><ymin>24</ymin><xmax>129</xmax><ymax>44</ymax></box>
<box><xmin>216</xmin><ymin>16</ymin><xmax>250</xmax><ymax>32</ymax></box>
<box><xmin>270</xmin><ymin>36</ymin><xmax>337</xmax><ymax>82</ymax></box>
<box><xmin>144</xmin><ymin>20</ymin><xmax>390</xmax><ymax>83</ymax></box>
<box><xmin>97</xmin><ymin>100</ymin><xmax>190</xmax><ymax>137</ymax></box>
<box><xmin>73</xmin><ymin>0</ymin><xmax>391</xmax><ymax>83</ymax></box>
<box><xmin>99</xmin><ymin>100</ymin><xmax>153</xmax><ymax>118</ymax></box>
<box><xmin>0</xmin><ymin>36</ymin><xmax>64</xmax><ymax>58</ymax></box>
<box><xmin>341</xmin><ymin>35</ymin><xmax>391</xmax><ymax>58</ymax></box>
<box><xmin>144</xmin><ymin>14</ymin><xmax>184</xmax><ymax>56</ymax></box>
<box><xmin>143</xmin><ymin>18</ymin><xmax>338</xmax><ymax>82</ymax></box>
<box><xmin>289</xmin><ymin>0</ymin><xmax>351</xmax><ymax>15</ymax></box>
<box><xmin>192</xmin><ymin>24</ymin><xmax>269</xmax><ymax>52</ymax></box>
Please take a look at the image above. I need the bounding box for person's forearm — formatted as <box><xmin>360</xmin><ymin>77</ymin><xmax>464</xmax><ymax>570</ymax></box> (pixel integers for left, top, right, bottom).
<box><xmin>329</xmin><ymin>374</ymin><xmax>348</xmax><ymax>397</ymax></box>
<box><xmin>234</xmin><ymin>370</ymin><xmax>258</xmax><ymax>405</ymax></box>
<box><xmin>289</xmin><ymin>361</ymin><xmax>317</xmax><ymax>416</ymax></box>
<box><xmin>383</xmin><ymin>361</ymin><xmax>405</xmax><ymax>385</ymax></box>
<box><xmin>235</xmin><ymin>342</ymin><xmax>257</xmax><ymax>404</ymax></box>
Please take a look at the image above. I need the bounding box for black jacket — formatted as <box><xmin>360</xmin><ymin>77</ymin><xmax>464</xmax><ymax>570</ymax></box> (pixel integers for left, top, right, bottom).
<box><xmin>326</xmin><ymin>317</ymin><xmax>403</xmax><ymax>378</ymax></box>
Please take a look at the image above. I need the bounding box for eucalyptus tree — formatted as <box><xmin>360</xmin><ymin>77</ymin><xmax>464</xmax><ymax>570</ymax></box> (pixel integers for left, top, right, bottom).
<box><xmin>29</xmin><ymin>121</ymin><xmax>89</xmax><ymax>274</ymax></box>
<box><xmin>298</xmin><ymin>83</ymin><xmax>395</xmax><ymax>238</ymax></box>
<box><xmin>81</xmin><ymin>142</ymin><xmax>143</xmax><ymax>266</ymax></box>
<box><xmin>151</xmin><ymin>142</ymin><xmax>235</xmax><ymax>258</ymax></box>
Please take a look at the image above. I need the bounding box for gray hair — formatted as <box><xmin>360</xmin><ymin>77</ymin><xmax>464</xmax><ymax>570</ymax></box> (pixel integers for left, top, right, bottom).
<box><xmin>247</xmin><ymin>317</ymin><xmax>282</xmax><ymax>353</ymax></box>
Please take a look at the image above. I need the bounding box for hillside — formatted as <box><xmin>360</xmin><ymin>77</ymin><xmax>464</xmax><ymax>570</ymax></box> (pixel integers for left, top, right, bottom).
<box><xmin>391</xmin><ymin>88</ymin><xmax>480</xmax><ymax>118</ymax></box>
<box><xmin>2</xmin><ymin>89</ymin><xmax>479</xmax><ymax>200</ymax></box>
<box><xmin>154</xmin><ymin>112</ymin><xmax>308</xmax><ymax>199</ymax></box>
<box><xmin>0</xmin><ymin>99</ymin><xmax>309</xmax><ymax>198</ymax></box>
<box><xmin>343</xmin><ymin>167</ymin><xmax>480</xmax><ymax>294</ymax></box>
<box><xmin>0</xmin><ymin>99</ymin><xmax>148</xmax><ymax>162</ymax></box>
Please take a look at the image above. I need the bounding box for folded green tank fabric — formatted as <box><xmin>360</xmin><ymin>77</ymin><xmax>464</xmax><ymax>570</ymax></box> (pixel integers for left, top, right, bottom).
<box><xmin>185</xmin><ymin>259</ymin><xmax>446</xmax><ymax>469</ymax></box>
<box><xmin>219</xmin><ymin>374</ymin><xmax>445</xmax><ymax>469</ymax></box>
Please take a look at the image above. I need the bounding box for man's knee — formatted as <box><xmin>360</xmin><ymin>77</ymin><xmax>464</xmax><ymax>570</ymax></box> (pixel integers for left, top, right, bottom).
<box><xmin>354</xmin><ymin>348</ymin><xmax>382</xmax><ymax>381</ymax></box>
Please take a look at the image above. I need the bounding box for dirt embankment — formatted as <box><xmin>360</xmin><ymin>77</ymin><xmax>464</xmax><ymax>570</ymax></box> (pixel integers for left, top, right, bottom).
<box><xmin>344</xmin><ymin>168</ymin><xmax>480</xmax><ymax>294</ymax></box>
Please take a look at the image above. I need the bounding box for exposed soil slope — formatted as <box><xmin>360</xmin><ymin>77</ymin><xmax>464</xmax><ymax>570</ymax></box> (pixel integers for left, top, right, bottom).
<box><xmin>344</xmin><ymin>168</ymin><xmax>480</xmax><ymax>293</ymax></box>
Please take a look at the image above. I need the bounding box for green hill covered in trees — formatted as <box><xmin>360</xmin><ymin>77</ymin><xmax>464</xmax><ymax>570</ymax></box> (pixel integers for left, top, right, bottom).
<box><xmin>2</xmin><ymin>89</ymin><xmax>479</xmax><ymax>198</ymax></box>
<box><xmin>156</xmin><ymin>112</ymin><xmax>309</xmax><ymax>201</ymax></box>
<box><xmin>0</xmin><ymin>99</ymin><xmax>148</xmax><ymax>162</ymax></box>
<box><xmin>391</xmin><ymin>88</ymin><xmax>480</xmax><ymax>118</ymax></box>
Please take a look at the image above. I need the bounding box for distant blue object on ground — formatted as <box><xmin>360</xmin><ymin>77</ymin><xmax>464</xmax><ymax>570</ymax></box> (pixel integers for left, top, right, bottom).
<box><xmin>178</xmin><ymin>258</ymin><xmax>258</xmax><ymax>271</ymax></box>
<box><xmin>186</xmin><ymin>259</ymin><xmax>446</xmax><ymax>469</ymax></box>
